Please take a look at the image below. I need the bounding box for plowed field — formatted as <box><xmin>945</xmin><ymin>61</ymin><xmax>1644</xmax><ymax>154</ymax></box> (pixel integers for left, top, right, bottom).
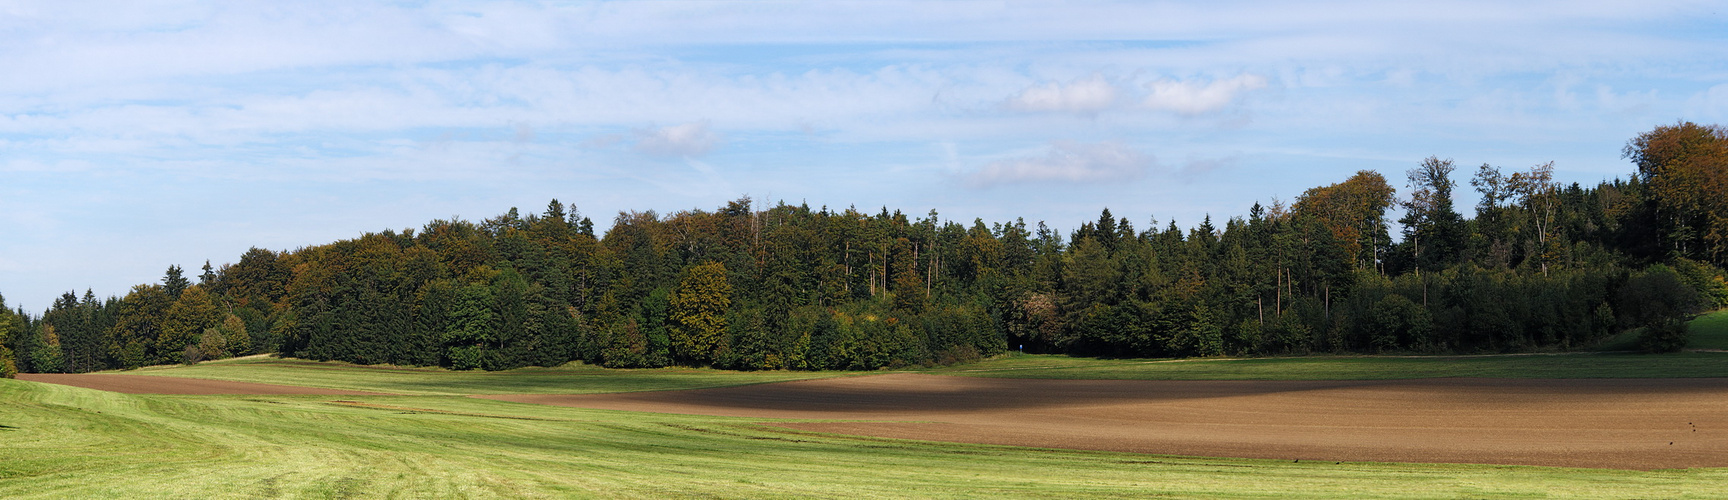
<box><xmin>482</xmin><ymin>373</ymin><xmax>1728</xmax><ymax>470</ymax></box>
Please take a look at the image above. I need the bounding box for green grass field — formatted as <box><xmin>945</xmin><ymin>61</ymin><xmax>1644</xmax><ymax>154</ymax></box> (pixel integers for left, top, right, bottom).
<box><xmin>1690</xmin><ymin>309</ymin><xmax>1728</xmax><ymax>350</ymax></box>
<box><xmin>3</xmin><ymin>311</ymin><xmax>1726</xmax><ymax>498</ymax></box>
<box><xmin>125</xmin><ymin>356</ymin><xmax>858</xmax><ymax>395</ymax></box>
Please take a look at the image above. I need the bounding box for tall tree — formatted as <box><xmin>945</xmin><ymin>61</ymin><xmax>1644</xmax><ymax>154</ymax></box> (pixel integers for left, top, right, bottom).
<box><xmin>163</xmin><ymin>265</ymin><xmax>190</xmax><ymax>299</ymax></box>
<box><xmin>668</xmin><ymin>261</ymin><xmax>732</xmax><ymax>364</ymax></box>
<box><xmin>1399</xmin><ymin>156</ymin><xmax>1465</xmax><ymax>274</ymax></box>
<box><xmin>161</xmin><ymin>286</ymin><xmax>223</xmax><ymax>364</ymax></box>
<box><xmin>1295</xmin><ymin>170</ymin><xmax>1396</xmax><ymax>272</ymax></box>
<box><xmin>1623</xmin><ymin>121</ymin><xmax>1728</xmax><ymax>265</ymax></box>
<box><xmin>108</xmin><ymin>285</ymin><xmax>174</xmax><ymax>369</ymax></box>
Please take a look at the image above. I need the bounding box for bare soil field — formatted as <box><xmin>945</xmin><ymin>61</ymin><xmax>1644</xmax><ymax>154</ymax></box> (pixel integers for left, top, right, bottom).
<box><xmin>482</xmin><ymin>373</ymin><xmax>1728</xmax><ymax>470</ymax></box>
<box><xmin>16</xmin><ymin>373</ymin><xmax>392</xmax><ymax>395</ymax></box>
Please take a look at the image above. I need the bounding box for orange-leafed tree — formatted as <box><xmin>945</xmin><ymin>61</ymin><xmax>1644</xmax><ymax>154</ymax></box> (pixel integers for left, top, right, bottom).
<box><xmin>1294</xmin><ymin>170</ymin><xmax>1396</xmax><ymax>272</ymax></box>
<box><xmin>1624</xmin><ymin>121</ymin><xmax>1728</xmax><ymax>265</ymax></box>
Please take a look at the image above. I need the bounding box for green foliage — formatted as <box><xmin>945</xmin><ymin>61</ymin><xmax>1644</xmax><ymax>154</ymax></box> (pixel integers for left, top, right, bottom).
<box><xmin>0</xmin><ymin>305</ymin><xmax>15</xmax><ymax>378</ymax></box>
<box><xmin>27</xmin><ymin>325</ymin><xmax>63</xmax><ymax>373</ymax></box>
<box><xmin>668</xmin><ymin>261</ymin><xmax>732</xmax><ymax>364</ymax></box>
<box><xmin>596</xmin><ymin>319</ymin><xmax>654</xmax><ymax>368</ymax></box>
<box><xmin>108</xmin><ymin>285</ymin><xmax>173</xmax><ymax>369</ymax></box>
<box><xmin>218</xmin><ymin>314</ymin><xmax>250</xmax><ymax>357</ymax></box>
<box><xmin>1637</xmin><ymin>318</ymin><xmax>1691</xmax><ymax>353</ymax></box>
<box><xmin>1619</xmin><ymin>264</ymin><xmax>1701</xmax><ymax>356</ymax></box>
<box><xmin>161</xmin><ymin>265</ymin><xmax>190</xmax><ymax>299</ymax></box>
<box><xmin>1672</xmin><ymin>258</ymin><xmax>1728</xmax><ymax>308</ymax></box>
<box><xmin>161</xmin><ymin>286</ymin><xmax>223</xmax><ymax>365</ymax></box>
<box><xmin>1365</xmin><ymin>294</ymin><xmax>1431</xmax><ymax>352</ymax></box>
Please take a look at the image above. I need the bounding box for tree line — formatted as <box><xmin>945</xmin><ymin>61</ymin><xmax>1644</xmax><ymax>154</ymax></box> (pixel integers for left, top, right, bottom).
<box><xmin>4</xmin><ymin>122</ymin><xmax>1727</xmax><ymax>376</ymax></box>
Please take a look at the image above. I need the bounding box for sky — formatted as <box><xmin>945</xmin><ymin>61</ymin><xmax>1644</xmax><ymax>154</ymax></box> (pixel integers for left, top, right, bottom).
<box><xmin>3</xmin><ymin>1</ymin><xmax>1727</xmax><ymax>312</ymax></box>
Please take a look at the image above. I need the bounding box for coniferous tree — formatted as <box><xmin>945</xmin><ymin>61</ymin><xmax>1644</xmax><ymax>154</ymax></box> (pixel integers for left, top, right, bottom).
<box><xmin>163</xmin><ymin>265</ymin><xmax>190</xmax><ymax>299</ymax></box>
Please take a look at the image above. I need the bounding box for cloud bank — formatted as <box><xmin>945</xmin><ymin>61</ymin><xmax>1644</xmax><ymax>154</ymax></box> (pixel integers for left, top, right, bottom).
<box><xmin>1143</xmin><ymin>74</ymin><xmax>1269</xmax><ymax>116</ymax></box>
<box><xmin>966</xmin><ymin>141</ymin><xmax>1152</xmax><ymax>188</ymax></box>
<box><xmin>1005</xmin><ymin>74</ymin><xmax>1118</xmax><ymax>114</ymax></box>
<box><xmin>634</xmin><ymin>121</ymin><xmax>721</xmax><ymax>158</ymax></box>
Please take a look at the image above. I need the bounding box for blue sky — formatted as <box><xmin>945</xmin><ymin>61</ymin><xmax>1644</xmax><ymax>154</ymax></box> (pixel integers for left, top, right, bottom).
<box><xmin>3</xmin><ymin>1</ymin><xmax>1727</xmax><ymax>312</ymax></box>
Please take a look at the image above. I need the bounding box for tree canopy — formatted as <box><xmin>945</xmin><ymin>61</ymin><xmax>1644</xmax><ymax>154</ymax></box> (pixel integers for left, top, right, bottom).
<box><xmin>4</xmin><ymin>124</ymin><xmax>1726</xmax><ymax>373</ymax></box>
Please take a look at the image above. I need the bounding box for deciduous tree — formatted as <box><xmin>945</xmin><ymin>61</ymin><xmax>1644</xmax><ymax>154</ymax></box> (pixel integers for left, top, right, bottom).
<box><xmin>669</xmin><ymin>261</ymin><xmax>732</xmax><ymax>364</ymax></box>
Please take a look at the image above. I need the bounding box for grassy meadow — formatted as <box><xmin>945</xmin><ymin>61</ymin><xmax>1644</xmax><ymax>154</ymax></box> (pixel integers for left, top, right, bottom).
<box><xmin>124</xmin><ymin>356</ymin><xmax>857</xmax><ymax>395</ymax></box>
<box><xmin>1689</xmin><ymin>309</ymin><xmax>1728</xmax><ymax>350</ymax></box>
<box><xmin>1</xmin><ymin>311</ymin><xmax>1725</xmax><ymax>498</ymax></box>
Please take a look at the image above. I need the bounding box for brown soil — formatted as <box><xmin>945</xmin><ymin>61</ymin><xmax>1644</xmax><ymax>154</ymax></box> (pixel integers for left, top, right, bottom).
<box><xmin>481</xmin><ymin>373</ymin><xmax>1728</xmax><ymax>470</ymax></box>
<box><xmin>16</xmin><ymin>373</ymin><xmax>392</xmax><ymax>395</ymax></box>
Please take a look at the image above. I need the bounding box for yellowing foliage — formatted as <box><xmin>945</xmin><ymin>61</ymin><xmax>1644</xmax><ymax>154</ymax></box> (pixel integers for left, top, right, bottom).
<box><xmin>669</xmin><ymin>261</ymin><xmax>732</xmax><ymax>364</ymax></box>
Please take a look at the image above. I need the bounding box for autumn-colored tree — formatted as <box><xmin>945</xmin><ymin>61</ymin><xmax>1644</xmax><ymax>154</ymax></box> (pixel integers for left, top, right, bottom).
<box><xmin>1623</xmin><ymin>121</ymin><xmax>1728</xmax><ymax>265</ymax></box>
<box><xmin>1295</xmin><ymin>170</ymin><xmax>1396</xmax><ymax>272</ymax></box>
<box><xmin>669</xmin><ymin>261</ymin><xmax>732</xmax><ymax>364</ymax></box>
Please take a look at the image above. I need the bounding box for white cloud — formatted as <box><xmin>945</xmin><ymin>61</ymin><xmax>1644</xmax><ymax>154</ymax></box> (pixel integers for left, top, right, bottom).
<box><xmin>1143</xmin><ymin>74</ymin><xmax>1268</xmax><ymax>115</ymax></box>
<box><xmin>966</xmin><ymin>141</ymin><xmax>1152</xmax><ymax>187</ymax></box>
<box><xmin>634</xmin><ymin>121</ymin><xmax>721</xmax><ymax>158</ymax></box>
<box><xmin>1176</xmin><ymin>156</ymin><xmax>1238</xmax><ymax>182</ymax></box>
<box><xmin>1005</xmin><ymin>74</ymin><xmax>1118</xmax><ymax>114</ymax></box>
<box><xmin>1689</xmin><ymin>84</ymin><xmax>1728</xmax><ymax>121</ymax></box>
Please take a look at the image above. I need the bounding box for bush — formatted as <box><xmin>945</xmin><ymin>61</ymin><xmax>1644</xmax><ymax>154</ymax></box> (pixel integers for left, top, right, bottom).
<box><xmin>1617</xmin><ymin>265</ymin><xmax>1700</xmax><ymax>329</ymax></box>
<box><xmin>447</xmin><ymin>346</ymin><xmax>486</xmax><ymax>370</ymax></box>
<box><xmin>1673</xmin><ymin>258</ymin><xmax>1728</xmax><ymax>309</ymax></box>
<box><xmin>1637</xmin><ymin>317</ymin><xmax>1690</xmax><ymax>353</ymax></box>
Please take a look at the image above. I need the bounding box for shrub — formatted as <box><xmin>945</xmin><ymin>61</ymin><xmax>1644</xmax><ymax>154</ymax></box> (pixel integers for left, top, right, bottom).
<box><xmin>1637</xmin><ymin>317</ymin><xmax>1690</xmax><ymax>353</ymax></box>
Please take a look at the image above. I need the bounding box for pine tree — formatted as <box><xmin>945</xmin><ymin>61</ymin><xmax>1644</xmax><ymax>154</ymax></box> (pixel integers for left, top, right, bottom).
<box><xmin>163</xmin><ymin>265</ymin><xmax>190</xmax><ymax>299</ymax></box>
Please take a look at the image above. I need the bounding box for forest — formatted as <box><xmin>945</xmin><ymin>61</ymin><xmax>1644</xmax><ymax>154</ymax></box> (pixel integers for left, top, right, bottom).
<box><xmin>4</xmin><ymin>122</ymin><xmax>1727</xmax><ymax>376</ymax></box>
